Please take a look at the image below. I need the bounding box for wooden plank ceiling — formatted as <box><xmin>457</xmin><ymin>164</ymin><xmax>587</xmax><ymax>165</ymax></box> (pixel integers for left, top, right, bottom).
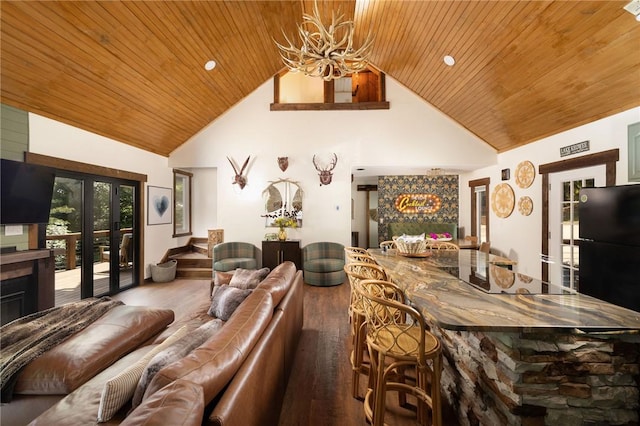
<box><xmin>1</xmin><ymin>1</ymin><xmax>639</xmax><ymax>157</ymax></box>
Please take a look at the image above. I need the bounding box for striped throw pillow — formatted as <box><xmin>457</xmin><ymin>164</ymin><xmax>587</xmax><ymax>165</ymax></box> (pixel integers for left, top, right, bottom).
<box><xmin>96</xmin><ymin>326</ymin><xmax>188</xmax><ymax>422</ymax></box>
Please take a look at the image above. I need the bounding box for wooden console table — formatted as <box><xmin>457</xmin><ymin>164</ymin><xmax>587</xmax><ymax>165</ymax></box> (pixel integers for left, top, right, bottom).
<box><xmin>262</xmin><ymin>240</ymin><xmax>301</xmax><ymax>270</ymax></box>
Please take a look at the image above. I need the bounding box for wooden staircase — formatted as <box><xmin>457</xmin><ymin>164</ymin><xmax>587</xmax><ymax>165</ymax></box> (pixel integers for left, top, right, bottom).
<box><xmin>161</xmin><ymin>237</ymin><xmax>212</xmax><ymax>279</ymax></box>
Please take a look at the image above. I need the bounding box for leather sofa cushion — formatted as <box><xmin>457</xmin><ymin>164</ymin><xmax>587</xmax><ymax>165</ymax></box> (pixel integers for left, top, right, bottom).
<box><xmin>256</xmin><ymin>261</ymin><xmax>296</xmax><ymax>307</ymax></box>
<box><xmin>208</xmin><ymin>309</ymin><xmax>286</xmax><ymax>426</ymax></box>
<box><xmin>15</xmin><ymin>306</ymin><xmax>174</xmax><ymax>395</ymax></box>
<box><xmin>29</xmin><ymin>345</ymin><xmax>155</xmax><ymax>426</ymax></box>
<box><xmin>121</xmin><ymin>379</ymin><xmax>204</xmax><ymax>426</ymax></box>
<box><xmin>144</xmin><ymin>289</ymin><xmax>274</xmax><ymax>405</ymax></box>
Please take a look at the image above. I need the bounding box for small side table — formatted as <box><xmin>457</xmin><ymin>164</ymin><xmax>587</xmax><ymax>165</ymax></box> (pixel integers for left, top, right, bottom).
<box><xmin>262</xmin><ymin>240</ymin><xmax>301</xmax><ymax>270</ymax></box>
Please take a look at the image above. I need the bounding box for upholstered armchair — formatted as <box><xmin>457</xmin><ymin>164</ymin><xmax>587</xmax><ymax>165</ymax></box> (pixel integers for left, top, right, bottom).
<box><xmin>212</xmin><ymin>242</ymin><xmax>259</xmax><ymax>272</ymax></box>
<box><xmin>302</xmin><ymin>242</ymin><xmax>346</xmax><ymax>287</ymax></box>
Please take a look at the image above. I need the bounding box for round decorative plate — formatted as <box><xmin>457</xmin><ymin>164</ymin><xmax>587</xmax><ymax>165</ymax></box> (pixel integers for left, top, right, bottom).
<box><xmin>490</xmin><ymin>264</ymin><xmax>515</xmax><ymax>289</ymax></box>
<box><xmin>517</xmin><ymin>196</ymin><xmax>533</xmax><ymax>216</ymax></box>
<box><xmin>515</xmin><ymin>160</ymin><xmax>535</xmax><ymax>188</ymax></box>
<box><xmin>491</xmin><ymin>183</ymin><xmax>515</xmax><ymax>218</ymax></box>
<box><xmin>517</xmin><ymin>273</ymin><xmax>533</xmax><ymax>284</ymax></box>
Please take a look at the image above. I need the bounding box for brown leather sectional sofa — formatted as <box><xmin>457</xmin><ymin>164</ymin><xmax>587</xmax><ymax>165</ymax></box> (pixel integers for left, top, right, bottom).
<box><xmin>1</xmin><ymin>261</ymin><xmax>303</xmax><ymax>426</ymax></box>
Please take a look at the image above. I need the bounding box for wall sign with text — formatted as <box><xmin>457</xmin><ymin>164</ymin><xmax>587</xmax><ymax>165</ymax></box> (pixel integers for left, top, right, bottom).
<box><xmin>394</xmin><ymin>193</ymin><xmax>442</xmax><ymax>214</ymax></box>
<box><xmin>560</xmin><ymin>140</ymin><xmax>590</xmax><ymax>157</ymax></box>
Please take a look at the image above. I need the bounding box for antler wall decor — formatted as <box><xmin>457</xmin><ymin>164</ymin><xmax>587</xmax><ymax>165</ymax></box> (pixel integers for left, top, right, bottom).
<box><xmin>313</xmin><ymin>153</ymin><xmax>338</xmax><ymax>186</ymax></box>
<box><xmin>227</xmin><ymin>156</ymin><xmax>250</xmax><ymax>189</ymax></box>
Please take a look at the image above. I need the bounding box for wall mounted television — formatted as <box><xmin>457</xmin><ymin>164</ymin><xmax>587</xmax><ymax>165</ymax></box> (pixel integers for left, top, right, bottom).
<box><xmin>1</xmin><ymin>158</ymin><xmax>56</xmax><ymax>225</ymax></box>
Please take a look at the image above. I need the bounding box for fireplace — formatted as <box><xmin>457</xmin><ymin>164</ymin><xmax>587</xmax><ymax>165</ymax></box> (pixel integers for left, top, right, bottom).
<box><xmin>1</xmin><ymin>275</ymin><xmax>36</xmax><ymax>325</ymax></box>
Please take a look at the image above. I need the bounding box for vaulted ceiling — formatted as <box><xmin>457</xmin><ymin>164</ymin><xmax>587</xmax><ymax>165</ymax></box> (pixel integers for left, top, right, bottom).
<box><xmin>1</xmin><ymin>1</ymin><xmax>639</xmax><ymax>157</ymax></box>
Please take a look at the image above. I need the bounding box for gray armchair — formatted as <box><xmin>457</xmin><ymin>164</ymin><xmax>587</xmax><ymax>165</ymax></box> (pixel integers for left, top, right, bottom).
<box><xmin>212</xmin><ymin>242</ymin><xmax>259</xmax><ymax>272</ymax></box>
<box><xmin>302</xmin><ymin>242</ymin><xmax>345</xmax><ymax>286</ymax></box>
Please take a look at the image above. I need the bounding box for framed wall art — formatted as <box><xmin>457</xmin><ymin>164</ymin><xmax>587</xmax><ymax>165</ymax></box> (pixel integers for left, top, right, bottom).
<box><xmin>501</xmin><ymin>168</ymin><xmax>510</xmax><ymax>181</ymax></box>
<box><xmin>148</xmin><ymin>186</ymin><xmax>172</xmax><ymax>225</ymax></box>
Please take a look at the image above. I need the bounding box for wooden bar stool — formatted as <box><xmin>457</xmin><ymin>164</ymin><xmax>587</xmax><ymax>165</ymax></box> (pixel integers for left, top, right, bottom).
<box><xmin>343</xmin><ymin>262</ymin><xmax>392</xmax><ymax>400</ymax></box>
<box><xmin>344</xmin><ymin>246</ymin><xmax>376</xmax><ymax>264</ymax></box>
<box><xmin>345</xmin><ymin>246</ymin><xmax>369</xmax><ymax>256</ymax></box>
<box><xmin>379</xmin><ymin>240</ymin><xmax>396</xmax><ymax>251</ymax></box>
<box><xmin>356</xmin><ymin>279</ymin><xmax>443</xmax><ymax>426</ymax></box>
<box><xmin>427</xmin><ymin>241</ymin><xmax>459</xmax><ymax>251</ymax></box>
<box><xmin>345</xmin><ymin>251</ymin><xmax>377</xmax><ymax>264</ymax></box>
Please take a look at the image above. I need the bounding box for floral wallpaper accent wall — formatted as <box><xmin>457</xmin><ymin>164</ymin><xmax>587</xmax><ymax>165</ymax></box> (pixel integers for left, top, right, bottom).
<box><xmin>378</xmin><ymin>175</ymin><xmax>459</xmax><ymax>242</ymax></box>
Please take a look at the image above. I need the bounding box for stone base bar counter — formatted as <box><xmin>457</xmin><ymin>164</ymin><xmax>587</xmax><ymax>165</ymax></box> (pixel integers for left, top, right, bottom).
<box><xmin>369</xmin><ymin>249</ymin><xmax>640</xmax><ymax>426</ymax></box>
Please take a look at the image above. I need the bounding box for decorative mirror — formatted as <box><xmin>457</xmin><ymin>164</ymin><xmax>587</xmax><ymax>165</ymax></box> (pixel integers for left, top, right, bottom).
<box><xmin>262</xmin><ymin>179</ymin><xmax>303</xmax><ymax>227</ymax></box>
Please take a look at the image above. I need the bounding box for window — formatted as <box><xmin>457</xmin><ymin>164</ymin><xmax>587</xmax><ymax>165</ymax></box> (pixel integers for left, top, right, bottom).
<box><xmin>173</xmin><ymin>169</ymin><xmax>192</xmax><ymax>237</ymax></box>
<box><xmin>270</xmin><ymin>68</ymin><xmax>389</xmax><ymax>111</ymax></box>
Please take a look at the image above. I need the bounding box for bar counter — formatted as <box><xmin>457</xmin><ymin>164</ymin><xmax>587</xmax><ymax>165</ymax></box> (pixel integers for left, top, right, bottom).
<box><xmin>369</xmin><ymin>248</ymin><xmax>640</xmax><ymax>332</ymax></box>
<box><xmin>368</xmin><ymin>248</ymin><xmax>640</xmax><ymax>425</ymax></box>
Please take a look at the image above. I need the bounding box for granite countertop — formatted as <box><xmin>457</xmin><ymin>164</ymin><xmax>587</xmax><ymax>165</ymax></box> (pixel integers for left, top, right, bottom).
<box><xmin>369</xmin><ymin>249</ymin><xmax>640</xmax><ymax>333</ymax></box>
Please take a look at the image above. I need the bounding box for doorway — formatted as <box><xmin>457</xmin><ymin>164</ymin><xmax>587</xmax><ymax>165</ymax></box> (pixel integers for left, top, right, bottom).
<box><xmin>48</xmin><ymin>173</ymin><xmax>139</xmax><ymax>305</ymax></box>
<box><xmin>539</xmin><ymin>149</ymin><xmax>619</xmax><ymax>283</ymax></box>
<box><xmin>548</xmin><ymin>166</ymin><xmax>605</xmax><ymax>289</ymax></box>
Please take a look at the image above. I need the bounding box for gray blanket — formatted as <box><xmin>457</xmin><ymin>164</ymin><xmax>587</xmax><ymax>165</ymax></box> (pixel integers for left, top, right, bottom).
<box><xmin>0</xmin><ymin>297</ymin><xmax>123</xmax><ymax>401</ymax></box>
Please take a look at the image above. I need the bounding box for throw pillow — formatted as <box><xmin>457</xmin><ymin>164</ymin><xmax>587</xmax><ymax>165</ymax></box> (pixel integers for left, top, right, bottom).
<box><xmin>211</xmin><ymin>270</ymin><xmax>235</xmax><ymax>299</ymax></box>
<box><xmin>96</xmin><ymin>325</ymin><xmax>188</xmax><ymax>422</ymax></box>
<box><xmin>214</xmin><ymin>271</ymin><xmax>234</xmax><ymax>286</ymax></box>
<box><xmin>228</xmin><ymin>267</ymin><xmax>270</xmax><ymax>290</ymax></box>
<box><xmin>207</xmin><ymin>285</ymin><xmax>252</xmax><ymax>320</ymax></box>
<box><xmin>131</xmin><ymin>319</ymin><xmax>223</xmax><ymax>409</ymax></box>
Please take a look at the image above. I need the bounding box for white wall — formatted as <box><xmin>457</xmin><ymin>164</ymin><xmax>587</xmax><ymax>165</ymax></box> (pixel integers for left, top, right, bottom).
<box><xmin>459</xmin><ymin>107</ymin><xmax>640</xmax><ymax>279</ymax></box>
<box><xmin>190</xmin><ymin>167</ymin><xmax>218</xmax><ymax>239</ymax></box>
<box><xmin>28</xmin><ymin>113</ymin><xmax>174</xmax><ymax>277</ymax></box>
<box><xmin>170</xmin><ymin>76</ymin><xmax>496</xmax><ymax>249</ymax></box>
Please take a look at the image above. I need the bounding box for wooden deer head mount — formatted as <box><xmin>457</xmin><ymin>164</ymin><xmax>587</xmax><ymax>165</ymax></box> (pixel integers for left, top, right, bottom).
<box><xmin>227</xmin><ymin>156</ymin><xmax>250</xmax><ymax>189</ymax></box>
<box><xmin>313</xmin><ymin>153</ymin><xmax>338</xmax><ymax>186</ymax></box>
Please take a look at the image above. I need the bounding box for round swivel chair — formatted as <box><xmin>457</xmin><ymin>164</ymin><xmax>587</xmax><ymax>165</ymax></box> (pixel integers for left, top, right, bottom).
<box><xmin>302</xmin><ymin>242</ymin><xmax>345</xmax><ymax>286</ymax></box>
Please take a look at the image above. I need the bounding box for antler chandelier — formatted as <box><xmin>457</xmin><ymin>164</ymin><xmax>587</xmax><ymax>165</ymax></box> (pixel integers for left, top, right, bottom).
<box><xmin>274</xmin><ymin>0</ymin><xmax>374</xmax><ymax>81</ymax></box>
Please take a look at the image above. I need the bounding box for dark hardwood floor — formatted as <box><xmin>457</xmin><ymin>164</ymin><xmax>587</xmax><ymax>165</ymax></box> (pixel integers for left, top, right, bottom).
<box><xmin>278</xmin><ymin>280</ymin><xmax>418</xmax><ymax>426</ymax></box>
<box><xmin>112</xmin><ymin>277</ymin><xmax>420</xmax><ymax>425</ymax></box>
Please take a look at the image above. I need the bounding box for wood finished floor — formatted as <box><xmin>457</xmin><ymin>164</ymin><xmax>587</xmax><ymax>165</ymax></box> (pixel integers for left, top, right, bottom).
<box><xmin>112</xmin><ymin>277</ymin><xmax>425</xmax><ymax>425</ymax></box>
<box><xmin>278</xmin><ymin>280</ymin><xmax>418</xmax><ymax>426</ymax></box>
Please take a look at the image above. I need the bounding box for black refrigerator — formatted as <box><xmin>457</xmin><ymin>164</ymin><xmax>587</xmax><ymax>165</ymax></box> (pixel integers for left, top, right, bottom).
<box><xmin>578</xmin><ymin>184</ymin><xmax>640</xmax><ymax>312</ymax></box>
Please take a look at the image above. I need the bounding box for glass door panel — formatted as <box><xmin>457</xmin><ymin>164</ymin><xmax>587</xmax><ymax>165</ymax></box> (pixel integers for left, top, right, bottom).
<box><xmin>550</xmin><ymin>167</ymin><xmax>602</xmax><ymax>290</ymax></box>
<box><xmin>475</xmin><ymin>186</ymin><xmax>488</xmax><ymax>243</ymax></box>
<box><xmin>48</xmin><ymin>177</ymin><xmax>84</xmax><ymax>306</ymax></box>
<box><xmin>118</xmin><ymin>184</ymin><xmax>135</xmax><ymax>290</ymax></box>
<box><xmin>93</xmin><ymin>181</ymin><xmax>112</xmax><ymax>297</ymax></box>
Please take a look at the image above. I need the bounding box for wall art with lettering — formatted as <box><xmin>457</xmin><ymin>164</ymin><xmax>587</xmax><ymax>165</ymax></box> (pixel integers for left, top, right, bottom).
<box><xmin>377</xmin><ymin>174</ymin><xmax>458</xmax><ymax>242</ymax></box>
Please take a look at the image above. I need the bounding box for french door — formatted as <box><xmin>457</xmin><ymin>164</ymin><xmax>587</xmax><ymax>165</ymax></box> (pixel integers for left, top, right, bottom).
<box><xmin>548</xmin><ymin>165</ymin><xmax>605</xmax><ymax>289</ymax></box>
<box><xmin>49</xmin><ymin>172</ymin><xmax>139</xmax><ymax>305</ymax></box>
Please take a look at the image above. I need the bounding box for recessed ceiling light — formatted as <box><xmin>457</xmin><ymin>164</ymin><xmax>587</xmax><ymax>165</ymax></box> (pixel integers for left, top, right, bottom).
<box><xmin>204</xmin><ymin>60</ymin><xmax>217</xmax><ymax>71</ymax></box>
<box><xmin>444</xmin><ymin>55</ymin><xmax>455</xmax><ymax>66</ymax></box>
